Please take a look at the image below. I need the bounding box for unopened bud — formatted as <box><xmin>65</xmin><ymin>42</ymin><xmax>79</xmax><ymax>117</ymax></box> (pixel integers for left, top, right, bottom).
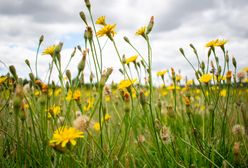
<box><xmin>100</xmin><ymin>67</ymin><xmax>113</xmax><ymax>87</ymax></box>
<box><xmin>123</xmin><ymin>36</ymin><xmax>130</xmax><ymax>43</ymax></box>
<box><xmin>9</xmin><ymin>65</ymin><xmax>18</xmax><ymax>80</ymax></box>
<box><xmin>85</xmin><ymin>26</ymin><xmax>93</xmax><ymax>41</ymax></box>
<box><xmin>66</xmin><ymin>70</ymin><xmax>71</xmax><ymax>81</ymax></box>
<box><xmin>79</xmin><ymin>11</ymin><xmax>87</xmax><ymax>25</ymax></box>
<box><xmin>225</xmin><ymin>51</ymin><xmax>229</xmax><ymax>63</ymax></box>
<box><xmin>179</xmin><ymin>48</ymin><xmax>185</xmax><ymax>57</ymax></box>
<box><xmin>146</xmin><ymin>16</ymin><xmax>154</xmax><ymax>35</ymax></box>
<box><xmin>71</xmin><ymin>47</ymin><xmax>76</xmax><ymax>58</ymax></box>
<box><xmin>25</xmin><ymin>59</ymin><xmax>31</xmax><ymax>67</ymax></box>
<box><xmin>39</xmin><ymin>35</ymin><xmax>44</xmax><ymax>45</ymax></box>
<box><xmin>232</xmin><ymin>56</ymin><xmax>237</xmax><ymax>68</ymax></box>
<box><xmin>84</xmin><ymin>0</ymin><xmax>91</xmax><ymax>9</ymax></box>
<box><xmin>78</xmin><ymin>51</ymin><xmax>87</xmax><ymax>72</ymax></box>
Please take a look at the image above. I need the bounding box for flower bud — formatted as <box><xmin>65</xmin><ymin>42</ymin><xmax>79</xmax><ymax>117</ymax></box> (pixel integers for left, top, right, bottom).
<box><xmin>179</xmin><ymin>48</ymin><xmax>185</xmax><ymax>57</ymax></box>
<box><xmin>9</xmin><ymin>65</ymin><xmax>18</xmax><ymax>80</ymax></box>
<box><xmin>84</xmin><ymin>0</ymin><xmax>91</xmax><ymax>9</ymax></box>
<box><xmin>123</xmin><ymin>36</ymin><xmax>130</xmax><ymax>43</ymax></box>
<box><xmin>232</xmin><ymin>56</ymin><xmax>237</xmax><ymax>68</ymax></box>
<box><xmin>66</xmin><ymin>70</ymin><xmax>71</xmax><ymax>81</ymax></box>
<box><xmin>39</xmin><ymin>35</ymin><xmax>44</xmax><ymax>45</ymax></box>
<box><xmin>29</xmin><ymin>73</ymin><xmax>35</xmax><ymax>82</ymax></box>
<box><xmin>79</xmin><ymin>11</ymin><xmax>87</xmax><ymax>25</ymax></box>
<box><xmin>25</xmin><ymin>59</ymin><xmax>31</xmax><ymax>67</ymax></box>
<box><xmin>100</xmin><ymin>67</ymin><xmax>113</xmax><ymax>87</ymax></box>
<box><xmin>71</xmin><ymin>47</ymin><xmax>76</xmax><ymax>58</ymax></box>
<box><xmin>78</xmin><ymin>51</ymin><xmax>87</xmax><ymax>72</ymax></box>
<box><xmin>146</xmin><ymin>16</ymin><xmax>154</xmax><ymax>35</ymax></box>
<box><xmin>85</xmin><ymin>26</ymin><xmax>93</xmax><ymax>41</ymax></box>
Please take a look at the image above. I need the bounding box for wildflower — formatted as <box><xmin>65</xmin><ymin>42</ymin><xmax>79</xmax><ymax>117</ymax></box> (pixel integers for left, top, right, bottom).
<box><xmin>96</xmin><ymin>16</ymin><xmax>106</xmax><ymax>26</ymax></box>
<box><xmin>48</xmin><ymin>105</ymin><xmax>61</xmax><ymax>118</ymax></box>
<box><xmin>105</xmin><ymin>95</ymin><xmax>111</xmax><ymax>102</ymax></box>
<box><xmin>220</xmin><ymin>89</ymin><xmax>227</xmax><ymax>97</ymax></box>
<box><xmin>199</xmin><ymin>74</ymin><xmax>212</xmax><ymax>84</ymax></box>
<box><xmin>186</xmin><ymin>80</ymin><xmax>193</xmax><ymax>86</ymax></box>
<box><xmin>167</xmin><ymin>85</ymin><xmax>180</xmax><ymax>90</ymax></box>
<box><xmin>243</xmin><ymin>67</ymin><xmax>248</xmax><ymax>73</ymax></box>
<box><xmin>226</xmin><ymin>71</ymin><xmax>232</xmax><ymax>83</ymax></box>
<box><xmin>135</xmin><ymin>26</ymin><xmax>146</xmax><ymax>37</ymax></box>
<box><xmin>176</xmin><ymin>75</ymin><xmax>182</xmax><ymax>82</ymax></box>
<box><xmin>118</xmin><ymin>79</ymin><xmax>136</xmax><ymax>90</ymax></box>
<box><xmin>84</xmin><ymin>98</ymin><xmax>94</xmax><ymax>112</ymax></box>
<box><xmin>237</xmin><ymin>72</ymin><xmax>245</xmax><ymax>82</ymax></box>
<box><xmin>73</xmin><ymin>90</ymin><xmax>81</xmax><ymax>101</ymax></box>
<box><xmin>55</xmin><ymin>88</ymin><xmax>62</xmax><ymax>96</ymax></box>
<box><xmin>125</xmin><ymin>55</ymin><xmax>138</xmax><ymax>64</ymax></box>
<box><xmin>104</xmin><ymin>113</ymin><xmax>111</xmax><ymax>122</ymax></box>
<box><xmin>215</xmin><ymin>39</ymin><xmax>228</xmax><ymax>47</ymax></box>
<box><xmin>49</xmin><ymin>126</ymin><xmax>84</xmax><ymax>148</ymax></box>
<box><xmin>205</xmin><ymin>39</ymin><xmax>228</xmax><ymax>48</ymax></box>
<box><xmin>96</xmin><ymin>24</ymin><xmax>116</xmax><ymax>38</ymax></box>
<box><xmin>66</xmin><ymin>90</ymin><xmax>72</xmax><ymax>101</ymax></box>
<box><xmin>93</xmin><ymin>122</ymin><xmax>100</xmax><ymax>131</ymax></box>
<box><xmin>156</xmin><ymin>70</ymin><xmax>168</xmax><ymax>77</ymax></box>
<box><xmin>42</xmin><ymin>45</ymin><xmax>57</xmax><ymax>56</ymax></box>
<box><xmin>73</xmin><ymin>115</ymin><xmax>89</xmax><ymax>131</ymax></box>
<box><xmin>0</xmin><ymin>76</ymin><xmax>7</xmax><ymax>85</ymax></box>
<box><xmin>184</xmin><ymin>97</ymin><xmax>191</xmax><ymax>106</ymax></box>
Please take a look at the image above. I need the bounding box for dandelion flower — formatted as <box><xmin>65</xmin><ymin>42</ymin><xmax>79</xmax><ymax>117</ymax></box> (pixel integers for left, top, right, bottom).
<box><xmin>125</xmin><ymin>55</ymin><xmax>138</xmax><ymax>64</ymax></box>
<box><xmin>0</xmin><ymin>76</ymin><xmax>7</xmax><ymax>85</ymax></box>
<box><xmin>135</xmin><ymin>26</ymin><xmax>146</xmax><ymax>37</ymax></box>
<box><xmin>93</xmin><ymin>122</ymin><xmax>100</xmax><ymax>132</ymax></box>
<box><xmin>220</xmin><ymin>89</ymin><xmax>227</xmax><ymax>97</ymax></box>
<box><xmin>96</xmin><ymin>24</ymin><xmax>116</xmax><ymax>38</ymax></box>
<box><xmin>49</xmin><ymin>126</ymin><xmax>84</xmax><ymax>148</ymax></box>
<box><xmin>73</xmin><ymin>90</ymin><xmax>81</xmax><ymax>101</ymax></box>
<box><xmin>48</xmin><ymin>105</ymin><xmax>61</xmax><ymax>118</ymax></box>
<box><xmin>118</xmin><ymin>79</ymin><xmax>136</xmax><ymax>90</ymax></box>
<box><xmin>199</xmin><ymin>74</ymin><xmax>212</xmax><ymax>84</ymax></box>
<box><xmin>215</xmin><ymin>39</ymin><xmax>228</xmax><ymax>47</ymax></box>
<box><xmin>104</xmin><ymin>113</ymin><xmax>111</xmax><ymax>122</ymax></box>
<box><xmin>42</xmin><ymin>45</ymin><xmax>57</xmax><ymax>56</ymax></box>
<box><xmin>156</xmin><ymin>70</ymin><xmax>168</xmax><ymax>77</ymax></box>
<box><xmin>96</xmin><ymin>16</ymin><xmax>106</xmax><ymax>26</ymax></box>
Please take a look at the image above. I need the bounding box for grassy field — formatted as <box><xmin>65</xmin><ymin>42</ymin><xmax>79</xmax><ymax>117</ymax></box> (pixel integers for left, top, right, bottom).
<box><xmin>0</xmin><ymin>0</ymin><xmax>248</xmax><ymax>167</ymax></box>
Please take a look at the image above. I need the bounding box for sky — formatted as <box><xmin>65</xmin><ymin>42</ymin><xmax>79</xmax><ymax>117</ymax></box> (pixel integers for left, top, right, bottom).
<box><xmin>0</xmin><ymin>0</ymin><xmax>247</xmax><ymax>85</ymax></box>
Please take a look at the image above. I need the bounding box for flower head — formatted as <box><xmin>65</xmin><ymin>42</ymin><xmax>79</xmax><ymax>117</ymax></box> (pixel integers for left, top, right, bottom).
<box><xmin>48</xmin><ymin>105</ymin><xmax>61</xmax><ymax>118</ymax></box>
<box><xmin>93</xmin><ymin>122</ymin><xmax>100</xmax><ymax>131</ymax></box>
<box><xmin>125</xmin><ymin>55</ymin><xmax>138</xmax><ymax>64</ymax></box>
<box><xmin>205</xmin><ymin>39</ymin><xmax>228</xmax><ymax>48</ymax></box>
<box><xmin>0</xmin><ymin>76</ymin><xmax>7</xmax><ymax>85</ymax></box>
<box><xmin>96</xmin><ymin>16</ymin><xmax>106</xmax><ymax>26</ymax></box>
<box><xmin>135</xmin><ymin>26</ymin><xmax>146</xmax><ymax>37</ymax></box>
<box><xmin>49</xmin><ymin>126</ymin><xmax>84</xmax><ymax>148</ymax></box>
<box><xmin>42</xmin><ymin>45</ymin><xmax>57</xmax><ymax>56</ymax></box>
<box><xmin>96</xmin><ymin>24</ymin><xmax>116</xmax><ymax>38</ymax></box>
<box><xmin>118</xmin><ymin>79</ymin><xmax>136</xmax><ymax>90</ymax></box>
<box><xmin>199</xmin><ymin>74</ymin><xmax>212</xmax><ymax>84</ymax></box>
<box><xmin>73</xmin><ymin>90</ymin><xmax>81</xmax><ymax>101</ymax></box>
<box><xmin>156</xmin><ymin>70</ymin><xmax>168</xmax><ymax>77</ymax></box>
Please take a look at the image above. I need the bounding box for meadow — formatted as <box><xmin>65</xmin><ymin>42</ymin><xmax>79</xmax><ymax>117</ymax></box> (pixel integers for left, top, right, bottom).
<box><xmin>0</xmin><ymin>0</ymin><xmax>248</xmax><ymax>167</ymax></box>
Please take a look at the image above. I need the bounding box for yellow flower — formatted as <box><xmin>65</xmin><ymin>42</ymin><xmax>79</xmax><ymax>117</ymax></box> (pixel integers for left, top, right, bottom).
<box><xmin>215</xmin><ymin>39</ymin><xmax>228</xmax><ymax>47</ymax></box>
<box><xmin>176</xmin><ymin>75</ymin><xmax>182</xmax><ymax>82</ymax></box>
<box><xmin>73</xmin><ymin>90</ymin><xmax>81</xmax><ymax>101</ymax></box>
<box><xmin>49</xmin><ymin>126</ymin><xmax>84</xmax><ymax>148</ymax></box>
<box><xmin>217</xmin><ymin>75</ymin><xmax>226</xmax><ymax>82</ymax></box>
<box><xmin>34</xmin><ymin>90</ymin><xmax>41</xmax><ymax>96</ymax></box>
<box><xmin>55</xmin><ymin>88</ymin><xmax>62</xmax><ymax>96</ymax></box>
<box><xmin>167</xmin><ymin>85</ymin><xmax>180</xmax><ymax>90</ymax></box>
<box><xmin>96</xmin><ymin>16</ymin><xmax>106</xmax><ymax>25</ymax></box>
<box><xmin>186</xmin><ymin>80</ymin><xmax>193</xmax><ymax>86</ymax></box>
<box><xmin>66</xmin><ymin>90</ymin><xmax>72</xmax><ymax>101</ymax></box>
<box><xmin>125</xmin><ymin>55</ymin><xmax>138</xmax><ymax>64</ymax></box>
<box><xmin>48</xmin><ymin>105</ymin><xmax>61</xmax><ymax>118</ymax></box>
<box><xmin>83</xmin><ymin>98</ymin><xmax>94</xmax><ymax>112</ymax></box>
<box><xmin>104</xmin><ymin>113</ymin><xmax>111</xmax><ymax>122</ymax></box>
<box><xmin>156</xmin><ymin>70</ymin><xmax>168</xmax><ymax>77</ymax></box>
<box><xmin>105</xmin><ymin>95</ymin><xmax>111</xmax><ymax>102</ymax></box>
<box><xmin>199</xmin><ymin>74</ymin><xmax>212</xmax><ymax>83</ymax></box>
<box><xmin>93</xmin><ymin>122</ymin><xmax>100</xmax><ymax>131</ymax></box>
<box><xmin>0</xmin><ymin>76</ymin><xmax>7</xmax><ymax>85</ymax></box>
<box><xmin>135</xmin><ymin>26</ymin><xmax>146</xmax><ymax>36</ymax></box>
<box><xmin>242</xmin><ymin>67</ymin><xmax>248</xmax><ymax>73</ymax></box>
<box><xmin>205</xmin><ymin>39</ymin><xmax>228</xmax><ymax>48</ymax></box>
<box><xmin>96</xmin><ymin>24</ymin><xmax>116</xmax><ymax>38</ymax></box>
<box><xmin>118</xmin><ymin>79</ymin><xmax>136</xmax><ymax>90</ymax></box>
<box><xmin>220</xmin><ymin>89</ymin><xmax>227</xmax><ymax>97</ymax></box>
<box><xmin>42</xmin><ymin>45</ymin><xmax>57</xmax><ymax>56</ymax></box>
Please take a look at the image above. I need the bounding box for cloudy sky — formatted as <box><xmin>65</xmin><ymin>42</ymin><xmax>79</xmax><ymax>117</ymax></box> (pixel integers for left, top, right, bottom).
<box><xmin>0</xmin><ymin>0</ymin><xmax>247</xmax><ymax>84</ymax></box>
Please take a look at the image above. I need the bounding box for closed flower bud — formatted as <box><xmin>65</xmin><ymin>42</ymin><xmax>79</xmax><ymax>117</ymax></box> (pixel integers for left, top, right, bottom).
<box><xmin>100</xmin><ymin>68</ymin><xmax>113</xmax><ymax>87</ymax></box>
<box><xmin>207</xmin><ymin>48</ymin><xmax>211</xmax><ymax>57</ymax></box>
<box><xmin>232</xmin><ymin>56</ymin><xmax>237</xmax><ymax>68</ymax></box>
<box><xmin>39</xmin><ymin>35</ymin><xmax>44</xmax><ymax>44</ymax></box>
<box><xmin>146</xmin><ymin>16</ymin><xmax>154</xmax><ymax>35</ymax></box>
<box><xmin>123</xmin><ymin>36</ymin><xmax>130</xmax><ymax>43</ymax></box>
<box><xmin>71</xmin><ymin>47</ymin><xmax>76</xmax><ymax>58</ymax></box>
<box><xmin>201</xmin><ymin>61</ymin><xmax>205</xmax><ymax>72</ymax></box>
<box><xmin>9</xmin><ymin>65</ymin><xmax>18</xmax><ymax>80</ymax></box>
<box><xmin>179</xmin><ymin>48</ymin><xmax>185</xmax><ymax>57</ymax></box>
<box><xmin>84</xmin><ymin>0</ymin><xmax>91</xmax><ymax>9</ymax></box>
<box><xmin>79</xmin><ymin>11</ymin><xmax>87</xmax><ymax>25</ymax></box>
<box><xmin>85</xmin><ymin>26</ymin><xmax>93</xmax><ymax>41</ymax></box>
<box><xmin>225</xmin><ymin>51</ymin><xmax>229</xmax><ymax>63</ymax></box>
<box><xmin>25</xmin><ymin>59</ymin><xmax>31</xmax><ymax>67</ymax></box>
<box><xmin>78</xmin><ymin>52</ymin><xmax>87</xmax><ymax>72</ymax></box>
<box><xmin>29</xmin><ymin>73</ymin><xmax>35</xmax><ymax>82</ymax></box>
<box><xmin>139</xmin><ymin>90</ymin><xmax>146</xmax><ymax>107</ymax></box>
<box><xmin>66</xmin><ymin>70</ymin><xmax>71</xmax><ymax>81</ymax></box>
